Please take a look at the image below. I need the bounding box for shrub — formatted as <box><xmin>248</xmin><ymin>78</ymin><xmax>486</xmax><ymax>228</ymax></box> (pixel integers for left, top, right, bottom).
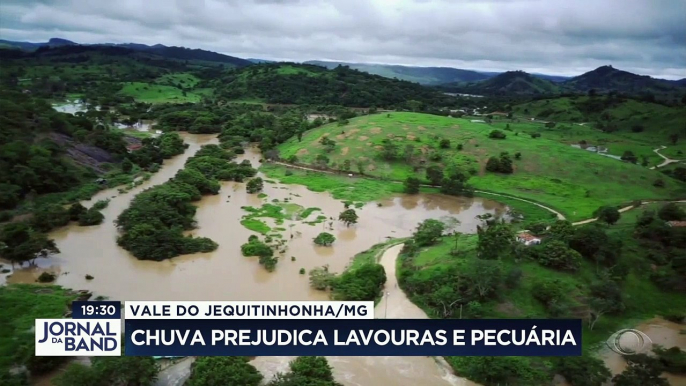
<box><xmin>37</xmin><ymin>272</ymin><xmax>56</xmax><ymax>283</ymax></box>
<box><xmin>246</xmin><ymin>177</ymin><xmax>264</xmax><ymax>194</ymax></box>
<box><xmin>314</xmin><ymin>232</ymin><xmax>336</xmax><ymax>246</ymax></box>
<box><xmin>488</xmin><ymin>130</ymin><xmax>506</xmax><ymax>139</ymax></box>
<box><xmin>78</xmin><ymin>208</ymin><xmax>104</xmax><ymax>226</ymax></box>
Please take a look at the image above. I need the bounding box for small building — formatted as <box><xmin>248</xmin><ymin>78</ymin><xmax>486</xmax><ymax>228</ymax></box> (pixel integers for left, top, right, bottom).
<box><xmin>516</xmin><ymin>232</ymin><xmax>541</xmax><ymax>246</ymax></box>
<box><xmin>126</xmin><ymin>144</ymin><xmax>143</xmax><ymax>153</ymax></box>
<box><xmin>667</xmin><ymin>221</ymin><xmax>686</xmax><ymax>227</ymax></box>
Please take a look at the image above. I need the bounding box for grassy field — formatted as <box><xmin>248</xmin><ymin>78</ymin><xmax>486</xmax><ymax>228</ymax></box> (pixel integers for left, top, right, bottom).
<box><xmin>118</xmin><ymin>82</ymin><xmax>202</xmax><ymax>103</ymax></box>
<box><xmin>276</xmin><ymin>112</ymin><xmax>686</xmax><ymax>221</ymax></box>
<box><xmin>0</xmin><ymin>285</ymin><xmax>80</xmax><ymax>374</ymax></box>
<box><xmin>156</xmin><ymin>72</ymin><xmax>200</xmax><ymax>88</ymax></box>
<box><xmin>510</xmin><ymin>96</ymin><xmax>686</xmax><ymax>160</ymax></box>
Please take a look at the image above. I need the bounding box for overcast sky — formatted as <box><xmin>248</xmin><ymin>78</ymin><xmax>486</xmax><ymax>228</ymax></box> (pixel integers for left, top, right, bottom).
<box><xmin>1</xmin><ymin>0</ymin><xmax>685</xmax><ymax>79</ymax></box>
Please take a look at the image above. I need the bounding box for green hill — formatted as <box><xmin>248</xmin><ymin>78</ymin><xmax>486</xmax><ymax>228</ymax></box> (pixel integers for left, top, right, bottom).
<box><xmin>512</xmin><ymin>95</ymin><xmax>686</xmax><ymax>141</ymax></box>
<box><xmin>213</xmin><ymin>63</ymin><xmax>456</xmax><ymax>108</ymax></box>
<box><xmin>0</xmin><ymin>45</ymin><xmax>223</xmax><ymax>104</ymax></box>
<box><xmin>304</xmin><ymin>60</ymin><xmax>491</xmax><ymax>85</ymax></box>
<box><xmin>442</xmin><ymin>71</ymin><xmax>564</xmax><ymax>95</ymax></box>
<box><xmin>275</xmin><ymin>112</ymin><xmax>686</xmax><ymax>220</ymax></box>
<box><xmin>565</xmin><ymin>65</ymin><xmax>683</xmax><ymax>96</ymax></box>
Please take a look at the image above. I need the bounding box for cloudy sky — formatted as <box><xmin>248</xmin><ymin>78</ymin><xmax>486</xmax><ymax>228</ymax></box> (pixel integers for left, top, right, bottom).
<box><xmin>1</xmin><ymin>0</ymin><xmax>685</xmax><ymax>79</ymax></box>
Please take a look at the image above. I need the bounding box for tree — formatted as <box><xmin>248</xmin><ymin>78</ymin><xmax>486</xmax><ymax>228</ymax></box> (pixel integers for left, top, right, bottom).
<box><xmin>68</xmin><ymin>202</ymin><xmax>87</xmax><ymax>221</ymax></box>
<box><xmin>404</xmin><ymin>176</ymin><xmax>420</xmax><ymax>194</ymax></box>
<box><xmin>594</xmin><ymin>205</ymin><xmax>621</xmax><ymax>225</ymax></box>
<box><xmin>268</xmin><ymin>356</ymin><xmax>342</xmax><ymax>386</ymax></box>
<box><xmin>78</xmin><ymin>208</ymin><xmax>104</xmax><ymax>226</ymax></box>
<box><xmin>554</xmin><ymin>355</ymin><xmax>612</xmax><ymax>386</ymax></box>
<box><xmin>0</xmin><ymin>222</ymin><xmax>59</xmax><ymax>266</ymax></box>
<box><xmin>439</xmin><ymin>138</ymin><xmax>451</xmax><ymax>149</ymax></box>
<box><xmin>91</xmin><ymin>355</ymin><xmax>160</xmax><ymax>386</ymax></box>
<box><xmin>122</xmin><ymin>158</ymin><xmax>133</xmax><ymax>173</ymax></box>
<box><xmin>547</xmin><ymin>220</ymin><xmax>575</xmax><ymax>242</ymax></box>
<box><xmin>588</xmin><ymin>279</ymin><xmax>625</xmax><ymax>330</ymax></box>
<box><xmin>537</xmin><ymin>240</ymin><xmax>582</xmax><ymax>271</ymax></box>
<box><xmin>485</xmin><ymin>152</ymin><xmax>513</xmax><ymax>174</ymax></box>
<box><xmin>658</xmin><ymin>202</ymin><xmax>686</xmax><ymax>221</ymax></box>
<box><xmin>612</xmin><ymin>355</ymin><xmax>669</xmax><ymax>386</ymax></box>
<box><xmin>426</xmin><ymin>165</ymin><xmax>443</xmax><ymax>185</ymax></box>
<box><xmin>314</xmin><ymin>232</ymin><xmax>336</xmax><ymax>246</ymax></box>
<box><xmin>413</xmin><ymin>219</ymin><xmax>445</xmax><ymax>246</ymax></box>
<box><xmin>186</xmin><ymin>357</ymin><xmax>263</xmax><ymax>386</ymax></box>
<box><xmin>477</xmin><ymin>222</ymin><xmax>515</xmax><ymax>260</ymax></box>
<box><xmin>488</xmin><ymin>130</ymin><xmax>506</xmax><ymax>139</ymax></box>
<box><xmin>319</xmin><ymin>136</ymin><xmax>336</xmax><ymax>153</ymax></box>
<box><xmin>379</xmin><ymin>138</ymin><xmax>399</xmax><ymax>160</ymax></box>
<box><xmin>621</xmin><ymin>150</ymin><xmax>638</xmax><ymax>164</ymax></box>
<box><xmin>246</xmin><ymin>177</ymin><xmax>264</xmax><ymax>194</ymax></box>
<box><xmin>338</xmin><ymin>209</ymin><xmax>358</xmax><ymax>227</ymax></box>
<box><xmin>440</xmin><ymin>171</ymin><xmax>471</xmax><ymax>196</ymax></box>
<box><xmin>53</xmin><ymin>363</ymin><xmax>101</xmax><ymax>386</ymax></box>
<box><xmin>332</xmin><ymin>263</ymin><xmax>386</xmax><ymax>301</ymax></box>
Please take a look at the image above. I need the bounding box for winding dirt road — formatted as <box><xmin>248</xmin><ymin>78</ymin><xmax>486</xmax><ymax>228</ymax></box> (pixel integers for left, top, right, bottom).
<box><xmin>650</xmin><ymin>146</ymin><xmax>681</xmax><ymax>170</ymax></box>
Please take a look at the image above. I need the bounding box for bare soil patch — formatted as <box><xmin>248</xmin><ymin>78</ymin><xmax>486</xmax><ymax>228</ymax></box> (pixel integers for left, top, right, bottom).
<box><xmin>370</xmin><ymin>127</ymin><xmax>382</xmax><ymax>134</ymax></box>
<box><xmin>358</xmin><ymin>136</ymin><xmax>369</xmax><ymax>141</ymax></box>
<box><xmin>495</xmin><ymin>302</ymin><xmax>522</xmax><ymax>316</ymax></box>
<box><xmin>297</xmin><ymin>148</ymin><xmax>309</xmax><ymax>156</ymax></box>
<box><xmin>418</xmin><ymin>126</ymin><xmax>427</xmax><ymax>131</ymax></box>
<box><xmin>341</xmin><ymin>147</ymin><xmax>349</xmax><ymax>156</ymax></box>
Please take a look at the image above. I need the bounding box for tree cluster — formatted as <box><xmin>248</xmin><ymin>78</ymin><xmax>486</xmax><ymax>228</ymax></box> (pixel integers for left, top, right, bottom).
<box><xmin>116</xmin><ymin>144</ymin><xmax>256</xmax><ymax>260</ymax></box>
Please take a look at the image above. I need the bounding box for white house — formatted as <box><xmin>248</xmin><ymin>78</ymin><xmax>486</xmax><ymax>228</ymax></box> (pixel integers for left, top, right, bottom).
<box><xmin>516</xmin><ymin>232</ymin><xmax>541</xmax><ymax>246</ymax></box>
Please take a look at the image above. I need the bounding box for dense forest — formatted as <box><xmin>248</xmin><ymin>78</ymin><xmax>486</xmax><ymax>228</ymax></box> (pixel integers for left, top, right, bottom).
<box><xmin>116</xmin><ymin>144</ymin><xmax>256</xmax><ymax>260</ymax></box>
<box><xmin>213</xmin><ymin>63</ymin><xmax>459</xmax><ymax>108</ymax></box>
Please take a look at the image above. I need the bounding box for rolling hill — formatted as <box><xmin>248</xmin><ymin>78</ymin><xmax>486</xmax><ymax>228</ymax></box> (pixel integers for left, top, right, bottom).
<box><xmin>512</xmin><ymin>95</ymin><xmax>686</xmax><ymax>141</ymax></box>
<box><xmin>564</xmin><ymin>65</ymin><xmax>681</xmax><ymax>95</ymax></box>
<box><xmin>0</xmin><ymin>38</ymin><xmax>252</xmax><ymax>67</ymax></box>
<box><xmin>305</xmin><ymin>60</ymin><xmax>491</xmax><ymax>85</ymax></box>
<box><xmin>212</xmin><ymin>63</ymin><xmax>456</xmax><ymax>107</ymax></box>
<box><xmin>274</xmin><ymin>112</ymin><xmax>685</xmax><ymax>220</ymax></box>
<box><xmin>442</xmin><ymin>70</ymin><xmax>565</xmax><ymax>95</ymax></box>
<box><xmin>439</xmin><ymin>66</ymin><xmax>686</xmax><ymax>97</ymax></box>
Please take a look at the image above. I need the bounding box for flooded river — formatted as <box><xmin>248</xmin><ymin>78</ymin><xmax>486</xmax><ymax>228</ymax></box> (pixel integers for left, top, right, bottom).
<box><xmin>3</xmin><ymin>133</ymin><xmax>507</xmax><ymax>385</ymax></box>
<box><xmin>600</xmin><ymin>318</ymin><xmax>686</xmax><ymax>385</ymax></box>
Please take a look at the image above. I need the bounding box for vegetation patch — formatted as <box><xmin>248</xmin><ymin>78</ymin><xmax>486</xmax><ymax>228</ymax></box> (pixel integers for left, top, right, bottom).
<box><xmin>0</xmin><ymin>285</ymin><xmax>80</xmax><ymax>380</ymax></box>
<box><xmin>116</xmin><ymin>144</ymin><xmax>257</xmax><ymax>260</ymax></box>
<box><xmin>395</xmin><ymin>206</ymin><xmax>686</xmax><ymax>385</ymax></box>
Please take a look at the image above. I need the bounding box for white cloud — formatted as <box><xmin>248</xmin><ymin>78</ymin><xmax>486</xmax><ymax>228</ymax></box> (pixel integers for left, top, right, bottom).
<box><xmin>1</xmin><ymin>0</ymin><xmax>684</xmax><ymax>79</ymax></box>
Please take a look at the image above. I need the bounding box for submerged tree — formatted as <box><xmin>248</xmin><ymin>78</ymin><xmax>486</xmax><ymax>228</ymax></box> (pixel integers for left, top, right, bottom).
<box><xmin>314</xmin><ymin>232</ymin><xmax>336</xmax><ymax>246</ymax></box>
<box><xmin>246</xmin><ymin>177</ymin><xmax>264</xmax><ymax>194</ymax></box>
<box><xmin>338</xmin><ymin>209</ymin><xmax>358</xmax><ymax>227</ymax></box>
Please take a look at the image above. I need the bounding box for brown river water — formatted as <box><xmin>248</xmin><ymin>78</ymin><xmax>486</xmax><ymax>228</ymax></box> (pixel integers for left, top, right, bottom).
<box><xmin>4</xmin><ymin>133</ymin><xmax>501</xmax><ymax>385</ymax></box>
<box><xmin>5</xmin><ymin>133</ymin><xmax>682</xmax><ymax>386</ymax></box>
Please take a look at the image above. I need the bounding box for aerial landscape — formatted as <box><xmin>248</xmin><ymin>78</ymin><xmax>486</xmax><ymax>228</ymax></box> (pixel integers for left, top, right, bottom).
<box><xmin>0</xmin><ymin>0</ymin><xmax>685</xmax><ymax>385</ymax></box>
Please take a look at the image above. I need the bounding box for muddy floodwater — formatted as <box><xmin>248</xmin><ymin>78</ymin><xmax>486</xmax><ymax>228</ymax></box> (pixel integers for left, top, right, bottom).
<box><xmin>3</xmin><ymin>133</ymin><xmax>510</xmax><ymax>385</ymax></box>
<box><xmin>600</xmin><ymin>318</ymin><xmax>686</xmax><ymax>385</ymax></box>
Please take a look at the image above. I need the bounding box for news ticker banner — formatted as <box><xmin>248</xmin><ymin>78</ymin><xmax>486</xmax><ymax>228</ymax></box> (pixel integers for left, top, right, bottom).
<box><xmin>36</xmin><ymin>301</ymin><xmax>583</xmax><ymax>357</ymax></box>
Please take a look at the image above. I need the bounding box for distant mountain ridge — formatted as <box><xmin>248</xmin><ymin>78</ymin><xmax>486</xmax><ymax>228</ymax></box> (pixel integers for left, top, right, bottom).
<box><xmin>441</xmin><ymin>66</ymin><xmax>685</xmax><ymax>96</ymax></box>
<box><xmin>305</xmin><ymin>60</ymin><xmax>492</xmax><ymax>84</ymax></box>
<box><xmin>0</xmin><ymin>38</ymin><xmax>252</xmax><ymax>67</ymax></box>
<box><xmin>1</xmin><ymin>38</ymin><xmax>683</xmax><ymax>95</ymax></box>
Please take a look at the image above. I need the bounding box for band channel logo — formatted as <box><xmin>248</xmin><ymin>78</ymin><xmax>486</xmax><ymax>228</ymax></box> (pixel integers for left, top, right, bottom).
<box><xmin>35</xmin><ymin>319</ymin><xmax>121</xmax><ymax>356</ymax></box>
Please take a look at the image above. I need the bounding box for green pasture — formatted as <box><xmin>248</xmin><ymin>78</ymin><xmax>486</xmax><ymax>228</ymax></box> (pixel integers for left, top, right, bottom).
<box><xmin>277</xmin><ymin>112</ymin><xmax>686</xmax><ymax>221</ymax></box>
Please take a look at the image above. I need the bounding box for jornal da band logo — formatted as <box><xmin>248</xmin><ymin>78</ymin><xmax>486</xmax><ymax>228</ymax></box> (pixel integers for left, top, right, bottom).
<box><xmin>35</xmin><ymin>319</ymin><xmax>122</xmax><ymax>356</ymax></box>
